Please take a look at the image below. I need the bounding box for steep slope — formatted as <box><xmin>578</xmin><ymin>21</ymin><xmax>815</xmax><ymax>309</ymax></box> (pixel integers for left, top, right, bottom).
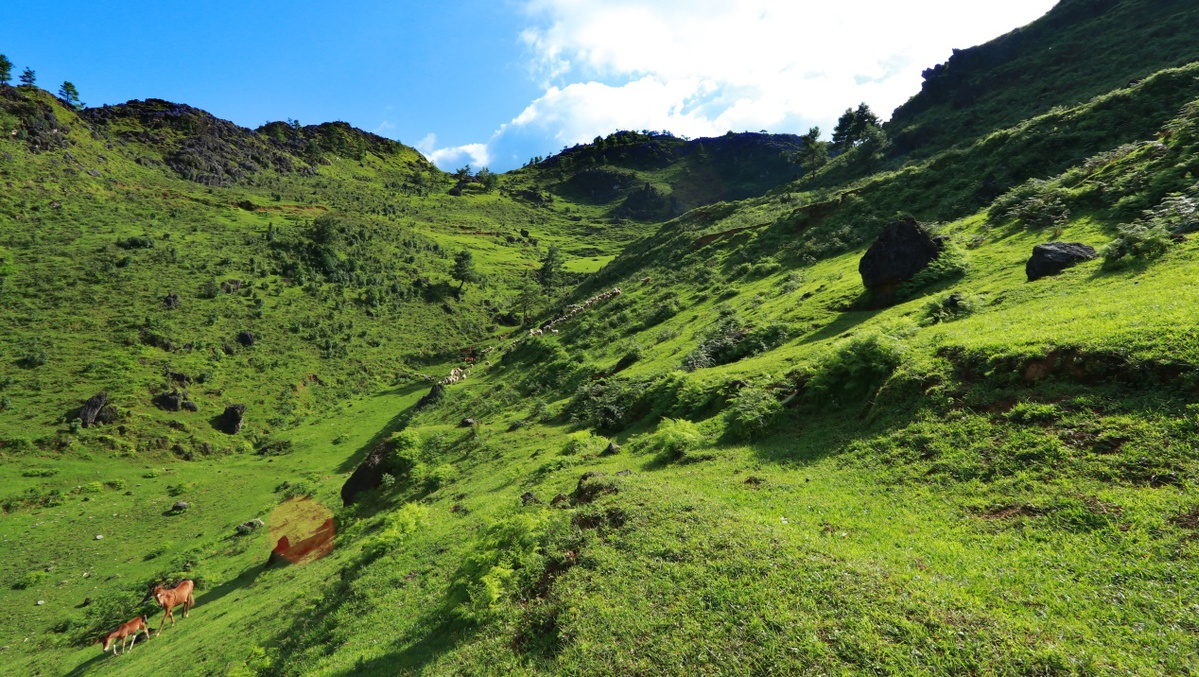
<box><xmin>887</xmin><ymin>0</ymin><xmax>1199</xmax><ymax>157</ymax></box>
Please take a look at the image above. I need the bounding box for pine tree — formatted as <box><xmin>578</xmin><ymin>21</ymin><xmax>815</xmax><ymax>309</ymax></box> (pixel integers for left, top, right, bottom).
<box><xmin>451</xmin><ymin>249</ymin><xmax>478</xmax><ymax>290</ymax></box>
<box><xmin>0</xmin><ymin>55</ymin><xmax>12</xmax><ymax>85</ymax></box>
<box><xmin>19</xmin><ymin>67</ymin><xmax>35</xmax><ymax>88</ymax></box>
<box><xmin>538</xmin><ymin>246</ymin><xmax>563</xmax><ymax>289</ymax></box>
<box><xmin>58</xmin><ymin>81</ymin><xmax>83</xmax><ymax>110</ymax></box>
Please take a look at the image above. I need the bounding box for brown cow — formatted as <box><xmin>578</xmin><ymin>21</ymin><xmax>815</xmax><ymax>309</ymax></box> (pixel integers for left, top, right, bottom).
<box><xmin>100</xmin><ymin>616</ymin><xmax>150</xmax><ymax>655</ymax></box>
<box><xmin>152</xmin><ymin>579</ymin><xmax>195</xmax><ymax>636</ymax></box>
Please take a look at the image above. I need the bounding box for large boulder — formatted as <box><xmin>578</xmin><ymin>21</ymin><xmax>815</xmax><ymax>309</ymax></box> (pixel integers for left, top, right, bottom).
<box><xmin>341</xmin><ymin>442</ymin><xmax>390</xmax><ymax>506</ymax></box>
<box><xmin>218</xmin><ymin>404</ymin><xmax>246</xmax><ymax>434</ymax></box>
<box><xmin>1026</xmin><ymin>242</ymin><xmax>1096</xmax><ymax>281</ymax></box>
<box><xmin>858</xmin><ymin>217</ymin><xmax>944</xmax><ymax>300</ymax></box>
<box><xmin>79</xmin><ymin>392</ymin><xmax>108</xmax><ymax>428</ymax></box>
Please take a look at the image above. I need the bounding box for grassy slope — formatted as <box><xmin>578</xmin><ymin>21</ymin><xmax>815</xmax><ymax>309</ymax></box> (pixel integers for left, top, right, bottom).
<box><xmin>886</xmin><ymin>0</ymin><xmax>1199</xmax><ymax>159</ymax></box>
<box><xmin>3</xmin><ymin>19</ymin><xmax>1199</xmax><ymax>677</ymax></box>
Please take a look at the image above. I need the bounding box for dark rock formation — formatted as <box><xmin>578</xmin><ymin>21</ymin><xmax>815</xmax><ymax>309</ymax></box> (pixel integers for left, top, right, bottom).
<box><xmin>600</xmin><ymin>442</ymin><xmax>622</xmax><ymax>457</ymax></box>
<box><xmin>520</xmin><ymin>492</ymin><xmax>541</xmax><ymax>505</ymax></box>
<box><xmin>459</xmin><ymin>418</ymin><xmax>479</xmax><ymax>428</ymax></box>
<box><xmin>550</xmin><ymin>493</ymin><xmax>571</xmax><ymax>507</ymax></box>
<box><xmin>237</xmin><ymin>330</ymin><xmax>256</xmax><ymax>347</ymax></box>
<box><xmin>858</xmin><ymin>217</ymin><xmax>944</xmax><ymax>300</ymax></box>
<box><xmin>154</xmin><ymin>389</ymin><xmax>194</xmax><ymax>412</ymax></box>
<box><xmin>414</xmin><ymin>383</ymin><xmax>445</xmax><ymax>411</ymax></box>
<box><xmin>1026</xmin><ymin>242</ymin><xmax>1096</xmax><ymax>281</ymax></box>
<box><xmin>341</xmin><ymin>442</ymin><xmax>390</xmax><ymax>506</ymax></box>
<box><xmin>79</xmin><ymin>392</ymin><xmax>108</xmax><ymax>428</ymax></box>
<box><xmin>218</xmin><ymin>404</ymin><xmax>246</xmax><ymax>434</ymax></box>
<box><xmin>171</xmin><ymin>501</ymin><xmax>189</xmax><ymax>512</ymax></box>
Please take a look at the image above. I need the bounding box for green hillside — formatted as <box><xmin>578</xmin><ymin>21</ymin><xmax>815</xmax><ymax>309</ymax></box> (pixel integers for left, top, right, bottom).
<box><xmin>3</xmin><ymin>2</ymin><xmax>1199</xmax><ymax>674</ymax></box>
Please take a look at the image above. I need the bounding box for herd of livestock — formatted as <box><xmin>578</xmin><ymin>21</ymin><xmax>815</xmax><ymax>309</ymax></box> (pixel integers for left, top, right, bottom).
<box><xmin>438</xmin><ymin>287</ymin><xmax>624</xmax><ymax>386</ymax></box>
<box><xmin>98</xmin><ymin>579</ymin><xmax>194</xmax><ymax>656</ymax></box>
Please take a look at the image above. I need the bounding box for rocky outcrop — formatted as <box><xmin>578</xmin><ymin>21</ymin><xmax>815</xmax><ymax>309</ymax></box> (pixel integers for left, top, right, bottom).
<box><xmin>154</xmin><ymin>389</ymin><xmax>196</xmax><ymax>412</ymax></box>
<box><xmin>858</xmin><ymin>217</ymin><xmax>944</xmax><ymax>301</ymax></box>
<box><xmin>414</xmin><ymin>383</ymin><xmax>445</xmax><ymax>411</ymax></box>
<box><xmin>79</xmin><ymin>392</ymin><xmax>108</xmax><ymax>428</ymax></box>
<box><xmin>218</xmin><ymin>404</ymin><xmax>246</xmax><ymax>434</ymax></box>
<box><xmin>1025</xmin><ymin>242</ymin><xmax>1096</xmax><ymax>281</ymax></box>
<box><xmin>341</xmin><ymin>442</ymin><xmax>390</xmax><ymax>506</ymax></box>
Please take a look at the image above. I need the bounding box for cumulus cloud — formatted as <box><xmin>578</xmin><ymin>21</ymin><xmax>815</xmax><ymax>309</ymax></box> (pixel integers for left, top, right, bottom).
<box><xmin>426</xmin><ymin>0</ymin><xmax>1057</xmax><ymax>169</ymax></box>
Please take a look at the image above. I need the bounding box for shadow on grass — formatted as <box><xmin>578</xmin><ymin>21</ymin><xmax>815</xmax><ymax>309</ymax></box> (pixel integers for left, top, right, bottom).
<box><xmin>195</xmin><ymin>562</ymin><xmax>267</xmax><ymax>610</ymax></box>
<box><xmin>63</xmin><ymin>652</ymin><xmax>110</xmax><ymax>677</ymax></box>
<box><xmin>334</xmin><ymin>382</ymin><xmax>429</xmax><ymax>474</ymax></box>
<box><xmin>327</xmin><ymin>616</ymin><xmax>477</xmax><ymax>677</ymax></box>
<box><xmin>798</xmin><ymin>308</ymin><xmax>883</xmax><ymax>345</ymax></box>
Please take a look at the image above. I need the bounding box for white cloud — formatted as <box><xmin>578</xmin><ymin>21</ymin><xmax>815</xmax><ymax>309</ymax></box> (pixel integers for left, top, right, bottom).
<box><xmin>426</xmin><ymin>143</ymin><xmax>491</xmax><ymax>169</ymax></box>
<box><xmin>431</xmin><ymin>0</ymin><xmax>1059</xmax><ymax>169</ymax></box>
<box><xmin>373</xmin><ymin>119</ymin><xmax>396</xmax><ymax>135</ymax></box>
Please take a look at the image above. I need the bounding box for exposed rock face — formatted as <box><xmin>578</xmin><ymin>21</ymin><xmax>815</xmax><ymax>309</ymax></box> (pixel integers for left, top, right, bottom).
<box><xmin>341</xmin><ymin>442</ymin><xmax>390</xmax><ymax>506</ymax></box>
<box><xmin>80</xmin><ymin>392</ymin><xmax>109</xmax><ymax>428</ymax></box>
<box><xmin>154</xmin><ymin>389</ymin><xmax>195</xmax><ymax>412</ymax></box>
<box><xmin>858</xmin><ymin>217</ymin><xmax>944</xmax><ymax>301</ymax></box>
<box><xmin>520</xmin><ymin>492</ymin><xmax>541</xmax><ymax>505</ymax></box>
<box><xmin>219</xmin><ymin>404</ymin><xmax>246</xmax><ymax>434</ymax></box>
<box><xmin>601</xmin><ymin>442</ymin><xmax>622</xmax><ymax>457</ymax></box>
<box><xmin>1025</xmin><ymin>242</ymin><xmax>1097</xmax><ymax>281</ymax></box>
<box><xmin>414</xmin><ymin>383</ymin><xmax>445</xmax><ymax>411</ymax></box>
<box><xmin>171</xmin><ymin>501</ymin><xmax>189</xmax><ymax>512</ymax></box>
<box><xmin>459</xmin><ymin>418</ymin><xmax>479</xmax><ymax>428</ymax></box>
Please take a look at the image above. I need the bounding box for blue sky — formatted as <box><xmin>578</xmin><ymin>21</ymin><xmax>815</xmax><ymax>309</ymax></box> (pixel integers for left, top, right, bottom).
<box><xmin>1</xmin><ymin>1</ymin><xmax>1058</xmax><ymax>171</ymax></box>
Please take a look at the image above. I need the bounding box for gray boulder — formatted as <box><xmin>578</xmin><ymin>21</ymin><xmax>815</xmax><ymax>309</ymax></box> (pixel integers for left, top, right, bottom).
<box><xmin>1026</xmin><ymin>242</ymin><xmax>1096</xmax><ymax>281</ymax></box>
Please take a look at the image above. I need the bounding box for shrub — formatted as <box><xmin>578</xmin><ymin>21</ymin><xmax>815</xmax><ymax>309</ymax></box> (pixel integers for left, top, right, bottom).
<box><xmin>361</xmin><ymin>503</ymin><xmax>426</xmax><ymax>558</ymax></box>
<box><xmin>448</xmin><ymin>512</ymin><xmax>551</xmax><ymax>621</ymax></box>
<box><xmin>809</xmin><ymin>322</ymin><xmax>913</xmax><ymax>403</ymax></box>
<box><xmin>561</xmin><ymin>431</ymin><xmax>609</xmax><ymax>456</ymax></box>
<box><xmin>1102</xmin><ymin>221</ymin><xmax>1171</xmax><ymax>265</ymax></box>
<box><xmin>12</xmin><ymin>570</ymin><xmax>49</xmax><ymax>590</ymax></box>
<box><xmin>726</xmin><ymin>387</ymin><xmax>783</xmax><ymax>441</ymax></box>
<box><xmin>425</xmin><ymin>464</ymin><xmax>459</xmax><ymax>491</ymax></box>
<box><xmin>643</xmin><ymin>418</ymin><xmax>704</xmax><ymax>461</ymax></box>
<box><xmin>279</xmin><ymin>480</ymin><xmax>314</xmax><ymax>499</ymax></box>
<box><xmin>921</xmin><ymin>292</ymin><xmax>977</xmax><ymax>326</ymax></box>
<box><xmin>682</xmin><ymin>314</ymin><xmax>791</xmax><ymax>372</ymax></box>
<box><xmin>988</xmin><ymin>179</ymin><xmax>1071</xmax><ymax>229</ymax></box>
<box><xmin>380</xmin><ymin>473</ymin><xmax>396</xmax><ymax>491</ymax></box>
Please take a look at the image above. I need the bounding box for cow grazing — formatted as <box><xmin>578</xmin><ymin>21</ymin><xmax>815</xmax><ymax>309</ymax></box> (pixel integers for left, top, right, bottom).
<box><xmin>100</xmin><ymin>616</ymin><xmax>150</xmax><ymax>655</ymax></box>
<box><xmin>152</xmin><ymin>579</ymin><xmax>195</xmax><ymax>636</ymax></box>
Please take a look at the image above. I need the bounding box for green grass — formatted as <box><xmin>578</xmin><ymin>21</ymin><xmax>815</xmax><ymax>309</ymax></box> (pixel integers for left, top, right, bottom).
<box><xmin>4</xmin><ymin>38</ymin><xmax>1199</xmax><ymax>676</ymax></box>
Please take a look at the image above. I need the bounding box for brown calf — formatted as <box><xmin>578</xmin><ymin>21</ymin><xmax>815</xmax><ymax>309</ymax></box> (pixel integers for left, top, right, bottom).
<box><xmin>152</xmin><ymin>579</ymin><xmax>195</xmax><ymax>637</ymax></box>
<box><xmin>100</xmin><ymin>616</ymin><xmax>149</xmax><ymax>655</ymax></box>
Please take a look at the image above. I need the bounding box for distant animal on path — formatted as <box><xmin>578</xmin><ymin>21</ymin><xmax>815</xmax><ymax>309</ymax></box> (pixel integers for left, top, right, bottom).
<box><xmin>152</xmin><ymin>579</ymin><xmax>195</xmax><ymax>636</ymax></box>
<box><xmin>100</xmin><ymin>616</ymin><xmax>150</xmax><ymax>655</ymax></box>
